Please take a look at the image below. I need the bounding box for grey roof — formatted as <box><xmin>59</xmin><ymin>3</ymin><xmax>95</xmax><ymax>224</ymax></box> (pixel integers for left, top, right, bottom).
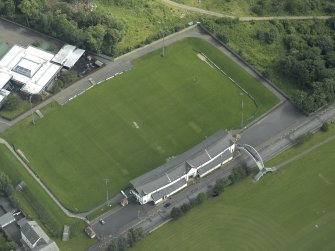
<box><xmin>130</xmin><ymin>130</ymin><xmax>234</xmax><ymax>196</ymax></box>
<box><xmin>197</xmin><ymin>150</ymin><xmax>233</xmax><ymax>176</ymax></box>
<box><xmin>51</xmin><ymin>45</ymin><xmax>85</xmax><ymax>68</ymax></box>
<box><xmin>151</xmin><ymin>178</ymin><xmax>187</xmax><ymax>203</ymax></box>
<box><xmin>0</xmin><ymin>212</ymin><xmax>15</xmax><ymax>227</ymax></box>
<box><xmin>20</xmin><ymin>221</ymin><xmax>60</xmax><ymax>251</ymax></box>
<box><xmin>21</xmin><ymin>221</ymin><xmax>40</xmax><ymax>246</ymax></box>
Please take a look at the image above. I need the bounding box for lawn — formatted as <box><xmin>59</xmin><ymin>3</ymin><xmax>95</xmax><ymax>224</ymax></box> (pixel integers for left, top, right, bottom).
<box><xmin>131</xmin><ymin>134</ymin><xmax>335</xmax><ymax>251</ymax></box>
<box><xmin>0</xmin><ymin>145</ymin><xmax>95</xmax><ymax>251</ymax></box>
<box><xmin>3</xmin><ymin>38</ymin><xmax>278</xmax><ymax>212</ymax></box>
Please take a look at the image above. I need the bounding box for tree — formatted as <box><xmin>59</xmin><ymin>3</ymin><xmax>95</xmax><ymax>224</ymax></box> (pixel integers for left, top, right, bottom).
<box><xmin>0</xmin><ymin>0</ymin><xmax>15</xmax><ymax>19</ymax></box>
<box><xmin>320</xmin><ymin>122</ymin><xmax>329</xmax><ymax>132</ymax></box>
<box><xmin>170</xmin><ymin>207</ymin><xmax>183</xmax><ymax>219</ymax></box>
<box><xmin>108</xmin><ymin>239</ymin><xmax>118</xmax><ymax>251</ymax></box>
<box><xmin>86</xmin><ymin>24</ymin><xmax>107</xmax><ymax>53</ymax></box>
<box><xmin>196</xmin><ymin>192</ymin><xmax>206</xmax><ymax>204</ymax></box>
<box><xmin>0</xmin><ymin>172</ymin><xmax>13</xmax><ymax>197</ymax></box>
<box><xmin>19</xmin><ymin>0</ymin><xmax>42</xmax><ymax>26</ymax></box>
<box><xmin>31</xmin><ymin>94</ymin><xmax>42</xmax><ymax>104</ymax></box>
<box><xmin>213</xmin><ymin>178</ymin><xmax>225</xmax><ymax>195</ymax></box>
<box><xmin>2</xmin><ymin>93</ymin><xmax>20</xmax><ymax>111</ymax></box>
<box><xmin>117</xmin><ymin>237</ymin><xmax>128</xmax><ymax>251</ymax></box>
<box><xmin>180</xmin><ymin>203</ymin><xmax>191</xmax><ymax>214</ymax></box>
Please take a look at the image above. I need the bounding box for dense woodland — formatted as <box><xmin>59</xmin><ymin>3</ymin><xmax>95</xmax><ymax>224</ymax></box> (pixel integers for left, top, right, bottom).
<box><xmin>203</xmin><ymin>17</ymin><xmax>335</xmax><ymax>113</ymax></box>
<box><xmin>175</xmin><ymin>0</ymin><xmax>335</xmax><ymax>16</ymax></box>
<box><xmin>250</xmin><ymin>0</ymin><xmax>335</xmax><ymax>16</ymax></box>
<box><xmin>0</xmin><ymin>0</ymin><xmax>123</xmax><ymax>55</ymax></box>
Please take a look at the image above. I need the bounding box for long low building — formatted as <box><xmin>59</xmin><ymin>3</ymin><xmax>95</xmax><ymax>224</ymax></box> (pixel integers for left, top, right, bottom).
<box><xmin>130</xmin><ymin>130</ymin><xmax>236</xmax><ymax>205</ymax></box>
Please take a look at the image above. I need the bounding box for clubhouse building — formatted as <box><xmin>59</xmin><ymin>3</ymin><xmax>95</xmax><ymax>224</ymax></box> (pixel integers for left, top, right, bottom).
<box><xmin>0</xmin><ymin>44</ymin><xmax>84</xmax><ymax>106</ymax></box>
<box><xmin>130</xmin><ymin>130</ymin><xmax>236</xmax><ymax>205</ymax></box>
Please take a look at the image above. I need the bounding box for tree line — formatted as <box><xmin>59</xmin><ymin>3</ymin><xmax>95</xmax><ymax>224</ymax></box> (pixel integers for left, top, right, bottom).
<box><xmin>250</xmin><ymin>0</ymin><xmax>335</xmax><ymax>16</ymax></box>
<box><xmin>202</xmin><ymin>17</ymin><xmax>335</xmax><ymax>113</ymax></box>
<box><xmin>0</xmin><ymin>0</ymin><xmax>122</xmax><ymax>56</ymax></box>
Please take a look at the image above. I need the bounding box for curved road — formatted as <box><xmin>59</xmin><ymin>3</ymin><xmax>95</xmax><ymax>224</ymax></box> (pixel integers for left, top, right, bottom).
<box><xmin>161</xmin><ymin>0</ymin><xmax>332</xmax><ymax>21</ymax></box>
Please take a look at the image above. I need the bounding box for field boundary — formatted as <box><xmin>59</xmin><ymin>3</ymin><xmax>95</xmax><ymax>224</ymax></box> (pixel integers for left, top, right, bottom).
<box><xmin>198</xmin><ymin>24</ymin><xmax>288</xmax><ymax>101</ymax></box>
<box><xmin>0</xmin><ymin>137</ymin><xmax>88</xmax><ymax>222</ymax></box>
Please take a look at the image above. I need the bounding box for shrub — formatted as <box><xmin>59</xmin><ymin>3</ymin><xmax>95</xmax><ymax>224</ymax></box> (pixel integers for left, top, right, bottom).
<box><xmin>180</xmin><ymin>203</ymin><xmax>192</xmax><ymax>214</ymax></box>
<box><xmin>2</xmin><ymin>93</ymin><xmax>20</xmax><ymax>111</ymax></box>
<box><xmin>30</xmin><ymin>94</ymin><xmax>42</xmax><ymax>104</ymax></box>
<box><xmin>295</xmin><ymin>132</ymin><xmax>312</xmax><ymax>145</ymax></box>
<box><xmin>320</xmin><ymin>122</ymin><xmax>329</xmax><ymax>132</ymax></box>
<box><xmin>170</xmin><ymin>207</ymin><xmax>183</xmax><ymax>220</ymax></box>
<box><xmin>196</xmin><ymin>192</ymin><xmax>206</xmax><ymax>204</ymax></box>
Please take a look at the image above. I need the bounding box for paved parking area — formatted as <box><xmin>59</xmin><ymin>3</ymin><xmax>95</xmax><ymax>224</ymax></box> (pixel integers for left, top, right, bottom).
<box><xmin>0</xmin><ymin>18</ymin><xmax>62</xmax><ymax>50</ymax></box>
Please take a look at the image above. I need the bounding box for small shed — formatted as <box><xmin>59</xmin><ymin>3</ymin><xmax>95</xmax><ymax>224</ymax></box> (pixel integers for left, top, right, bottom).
<box><xmin>0</xmin><ymin>212</ymin><xmax>15</xmax><ymax>228</ymax></box>
<box><xmin>85</xmin><ymin>226</ymin><xmax>96</xmax><ymax>239</ymax></box>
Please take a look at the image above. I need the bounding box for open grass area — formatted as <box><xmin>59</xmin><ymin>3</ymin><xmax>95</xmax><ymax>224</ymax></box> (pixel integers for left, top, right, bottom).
<box><xmin>0</xmin><ymin>145</ymin><xmax>95</xmax><ymax>251</ymax></box>
<box><xmin>95</xmin><ymin>0</ymin><xmax>196</xmax><ymax>51</ymax></box>
<box><xmin>131</xmin><ymin>133</ymin><xmax>335</xmax><ymax>251</ymax></box>
<box><xmin>3</xmin><ymin>38</ymin><xmax>278</xmax><ymax>212</ymax></box>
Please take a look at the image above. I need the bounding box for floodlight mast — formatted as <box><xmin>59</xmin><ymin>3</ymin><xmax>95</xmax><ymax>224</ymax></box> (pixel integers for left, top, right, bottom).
<box><xmin>240</xmin><ymin>93</ymin><xmax>244</xmax><ymax>129</ymax></box>
<box><xmin>104</xmin><ymin>178</ymin><xmax>109</xmax><ymax>206</ymax></box>
<box><xmin>29</xmin><ymin>95</ymin><xmax>35</xmax><ymax>125</ymax></box>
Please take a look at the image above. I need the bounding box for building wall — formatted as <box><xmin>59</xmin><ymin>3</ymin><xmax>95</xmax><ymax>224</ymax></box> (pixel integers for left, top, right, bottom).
<box><xmin>133</xmin><ymin>142</ymin><xmax>236</xmax><ymax>205</ymax></box>
<box><xmin>198</xmin><ymin>156</ymin><xmax>233</xmax><ymax>178</ymax></box>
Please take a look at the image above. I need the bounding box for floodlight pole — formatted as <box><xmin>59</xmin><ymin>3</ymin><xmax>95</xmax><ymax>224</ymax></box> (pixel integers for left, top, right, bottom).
<box><xmin>162</xmin><ymin>33</ymin><xmax>165</xmax><ymax>57</ymax></box>
<box><xmin>240</xmin><ymin>94</ymin><xmax>244</xmax><ymax>129</ymax></box>
<box><xmin>29</xmin><ymin>95</ymin><xmax>35</xmax><ymax>125</ymax></box>
<box><xmin>104</xmin><ymin>178</ymin><xmax>109</xmax><ymax>206</ymax></box>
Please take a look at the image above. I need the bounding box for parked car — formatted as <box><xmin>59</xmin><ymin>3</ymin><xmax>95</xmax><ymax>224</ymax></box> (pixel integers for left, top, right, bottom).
<box><xmin>99</xmin><ymin>219</ymin><xmax>106</xmax><ymax>225</ymax></box>
<box><xmin>164</xmin><ymin>203</ymin><xmax>171</xmax><ymax>208</ymax></box>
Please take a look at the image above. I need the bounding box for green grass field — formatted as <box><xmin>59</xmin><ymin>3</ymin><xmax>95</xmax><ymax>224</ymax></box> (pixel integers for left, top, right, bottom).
<box><xmin>3</xmin><ymin>38</ymin><xmax>278</xmax><ymax>212</ymax></box>
<box><xmin>0</xmin><ymin>145</ymin><xmax>95</xmax><ymax>251</ymax></box>
<box><xmin>131</xmin><ymin>133</ymin><xmax>335</xmax><ymax>251</ymax></box>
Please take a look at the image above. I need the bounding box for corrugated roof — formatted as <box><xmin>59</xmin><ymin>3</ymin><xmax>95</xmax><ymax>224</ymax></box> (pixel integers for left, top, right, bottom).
<box><xmin>197</xmin><ymin>150</ymin><xmax>232</xmax><ymax>176</ymax></box>
<box><xmin>151</xmin><ymin>178</ymin><xmax>187</xmax><ymax>203</ymax></box>
<box><xmin>21</xmin><ymin>221</ymin><xmax>40</xmax><ymax>245</ymax></box>
<box><xmin>130</xmin><ymin>130</ymin><xmax>233</xmax><ymax>196</ymax></box>
<box><xmin>0</xmin><ymin>212</ymin><xmax>15</xmax><ymax>227</ymax></box>
<box><xmin>52</xmin><ymin>45</ymin><xmax>85</xmax><ymax>68</ymax></box>
<box><xmin>0</xmin><ymin>72</ymin><xmax>12</xmax><ymax>89</ymax></box>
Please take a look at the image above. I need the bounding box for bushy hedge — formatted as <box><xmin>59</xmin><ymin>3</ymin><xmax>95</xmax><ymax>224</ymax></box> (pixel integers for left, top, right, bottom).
<box><xmin>108</xmin><ymin>228</ymin><xmax>144</xmax><ymax>251</ymax></box>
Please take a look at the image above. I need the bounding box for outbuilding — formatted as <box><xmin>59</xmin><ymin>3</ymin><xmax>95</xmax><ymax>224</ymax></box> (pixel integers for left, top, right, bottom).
<box><xmin>0</xmin><ymin>212</ymin><xmax>15</xmax><ymax>228</ymax></box>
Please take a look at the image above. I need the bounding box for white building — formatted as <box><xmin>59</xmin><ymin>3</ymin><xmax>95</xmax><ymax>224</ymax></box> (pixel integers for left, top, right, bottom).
<box><xmin>18</xmin><ymin>219</ymin><xmax>59</xmax><ymax>251</ymax></box>
<box><xmin>0</xmin><ymin>45</ymin><xmax>62</xmax><ymax>95</ymax></box>
<box><xmin>0</xmin><ymin>44</ymin><xmax>85</xmax><ymax>97</ymax></box>
<box><xmin>51</xmin><ymin>44</ymin><xmax>85</xmax><ymax>69</ymax></box>
<box><xmin>0</xmin><ymin>212</ymin><xmax>15</xmax><ymax>228</ymax></box>
<box><xmin>130</xmin><ymin>130</ymin><xmax>236</xmax><ymax>205</ymax></box>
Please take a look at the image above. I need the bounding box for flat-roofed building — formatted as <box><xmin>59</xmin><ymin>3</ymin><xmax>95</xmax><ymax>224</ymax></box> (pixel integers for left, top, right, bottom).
<box><xmin>130</xmin><ymin>130</ymin><xmax>235</xmax><ymax>205</ymax></box>
<box><xmin>0</xmin><ymin>45</ymin><xmax>62</xmax><ymax>95</ymax></box>
<box><xmin>52</xmin><ymin>44</ymin><xmax>85</xmax><ymax>69</ymax></box>
<box><xmin>0</xmin><ymin>212</ymin><xmax>15</xmax><ymax>228</ymax></box>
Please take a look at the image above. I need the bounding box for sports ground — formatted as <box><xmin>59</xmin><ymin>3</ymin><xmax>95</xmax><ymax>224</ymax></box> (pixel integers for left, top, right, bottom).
<box><xmin>132</xmin><ymin>133</ymin><xmax>335</xmax><ymax>251</ymax></box>
<box><xmin>3</xmin><ymin>38</ymin><xmax>278</xmax><ymax>212</ymax></box>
